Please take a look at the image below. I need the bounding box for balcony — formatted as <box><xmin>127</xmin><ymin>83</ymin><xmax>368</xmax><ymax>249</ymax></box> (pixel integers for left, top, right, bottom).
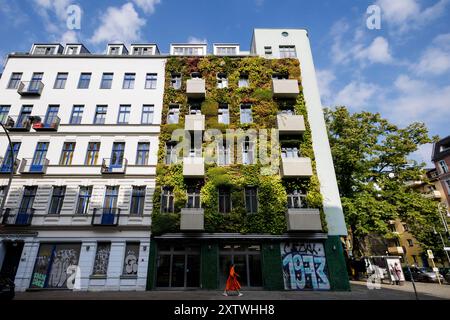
<box><xmin>280</xmin><ymin>157</ymin><xmax>313</xmax><ymax>177</ymax></box>
<box><xmin>185</xmin><ymin>114</ymin><xmax>205</xmax><ymax>131</ymax></box>
<box><xmin>183</xmin><ymin>156</ymin><xmax>205</xmax><ymax>177</ymax></box>
<box><xmin>32</xmin><ymin>116</ymin><xmax>61</xmax><ymax>131</ymax></box>
<box><xmin>17</xmin><ymin>81</ymin><xmax>44</xmax><ymax>96</ymax></box>
<box><xmin>1</xmin><ymin>208</ymin><xmax>34</xmax><ymax>226</ymax></box>
<box><xmin>388</xmin><ymin>246</ymin><xmax>404</xmax><ymax>255</ymax></box>
<box><xmin>180</xmin><ymin>208</ymin><xmax>204</xmax><ymax>231</ymax></box>
<box><xmin>286</xmin><ymin>208</ymin><xmax>322</xmax><ymax>231</ymax></box>
<box><xmin>3</xmin><ymin>116</ymin><xmax>32</xmax><ymax>132</ymax></box>
<box><xmin>425</xmin><ymin>190</ymin><xmax>441</xmax><ymax>199</ymax></box>
<box><xmin>0</xmin><ymin>157</ymin><xmax>20</xmax><ymax>174</ymax></box>
<box><xmin>101</xmin><ymin>158</ymin><xmax>128</xmax><ymax>174</ymax></box>
<box><xmin>186</xmin><ymin>79</ymin><xmax>206</xmax><ymax>98</ymax></box>
<box><xmin>91</xmin><ymin>208</ymin><xmax>120</xmax><ymax>226</ymax></box>
<box><xmin>19</xmin><ymin>158</ymin><xmax>49</xmax><ymax>174</ymax></box>
<box><xmin>277</xmin><ymin>114</ymin><xmax>305</xmax><ymax>135</ymax></box>
<box><xmin>272</xmin><ymin>79</ymin><xmax>299</xmax><ymax>98</ymax></box>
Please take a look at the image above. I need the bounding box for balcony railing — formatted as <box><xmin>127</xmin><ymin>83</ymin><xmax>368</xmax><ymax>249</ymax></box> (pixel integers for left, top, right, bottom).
<box><xmin>186</xmin><ymin>78</ymin><xmax>206</xmax><ymax>98</ymax></box>
<box><xmin>276</xmin><ymin>114</ymin><xmax>305</xmax><ymax>134</ymax></box>
<box><xmin>19</xmin><ymin>158</ymin><xmax>49</xmax><ymax>174</ymax></box>
<box><xmin>91</xmin><ymin>207</ymin><xmax>121</xmax><ymax>226</ymax></box>
<box><xmin>272</xmin><ymin>79</ymin><xmax>299</xmax><ymax>98</ymax></box>
<box><xmin>280</xmin><ymin>157</ymin><xmax>313</xmax><ymax>177</ymax></box>
<box><xmin>183</xmin><ymin>155</ymin><xmax>205</xmax><ymax>177</ymax></box>
<box><xmin>101</xmin><ymin>158</ymin><xmax>128</xmax><ymax>174</ymax></box>
<box><xmin>0</xmin><ymin>157</ymin><xmax>20</xmax><ymax>174</ymax></box>
<box><xmin>286</xmin><ymin>208</ymin><xmax>322</xmax><ymax>231</ymax></box>
<box><xmin>1</xmin><ymin>208</ymin><xmax>34</xmax><ymax>226</ymax></box>
<box><xmin>17</xmin><ymin>81</ymin><xmax>44</xmax><ymax>96</ymax></box>
<box><xmin>180</xmin><ymin>208</ymin><xmax>204</xmax><ymax>231</ymax></box>
<box><xmin>32</xmin><ymin>116</ymin><xmax>61</xmax><ymax>131</ymax></box>
<box><xmin>3</xmin><ymin>116</ymin><xmax>32</xmax><ymax>131</ymax></box>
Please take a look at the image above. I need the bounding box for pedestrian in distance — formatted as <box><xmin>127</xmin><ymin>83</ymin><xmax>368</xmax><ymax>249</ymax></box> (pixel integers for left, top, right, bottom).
<box><xmin>223</xmin><ymin>264</ymin><xmax>242</xmax><ymax>297</ymax></box>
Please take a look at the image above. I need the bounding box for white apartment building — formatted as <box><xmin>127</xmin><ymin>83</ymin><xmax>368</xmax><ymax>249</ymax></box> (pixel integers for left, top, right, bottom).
<box><xmin>0</xmin><ymin>43</ymin><xmax>165</xmax><ymax>291</ymax></box>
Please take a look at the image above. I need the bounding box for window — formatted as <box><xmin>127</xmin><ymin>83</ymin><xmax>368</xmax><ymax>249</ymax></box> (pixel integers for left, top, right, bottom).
<box><xmin>278</xmin><ymin>102</ymin><xmax>295</xmax><ymax>115</ymax></box>
<box><xmin>111</xmin><ymin>142</ymin><xmax>125</xmax><ymax>167</ymax></box>
<box><xmin>29</xmin><ymin>73</ymin><xmax>43</xmax><ymax>92</ymax></box>
<box><xmin>171</xmin><ymin>73</ymin><xmax>182</xmax><ymax>89</ymax></box>
<box><xmin>60</xmin><ymin>142</ymin><xmax>76</xmax><ymax>165</ymax></box>
<box><xmin>109</xmin><ymin>46</ymin><xmax>120</xmax><ymax>55</ymax></box>
<box><xmin>48</xmin><ymin>186</ymin><xmax>66</xmax><ymax>215</ymax></box>
<box><xmin>161</xmin><ymin>187</ymin><xmax>174</xmax><ymax>213</ymax></box>
<box><xmin>122</xmin><ymin>73</ymin><xmax>135</xmax><ymax>89</ymax></box>
<box><xmin>240</xmin><ymin>104</ymin><xmax>253</xmax><ymax>124</ymax></box>
<box><xmin>16</xmin><ymin>105</ymin><xmax>32</xmax><ymax>129</ymax></box>
<box><xmin>141</xmin><ymin>105</ymin><xmax>154</xmax><ymax>124</ymax></box>
<box><xmin>218</xmin><ymin>104</ymin><xmax>229</xmax><ymax>125</ymax></box>
<box><xmin>281</xmin><ymin>147</ymin><xmax>299</xmax><ymax>158</ymax></box>
<box><xmin>273</xmin><ymin>72</ymin><xmax>289</xmax><ymax>80</ymax></box>
<box><xmin>186</xmin><ymin>186</ymin><xmax>201</xmax><ymax>208</ymax></box>
<box><xmin>76</xmin><ymin>186</ymin><xmax>92</xmax><ymax>214</ymax></box>
<box><xmin>44</xmin><ymin>105</ymin><xmax>59</xmax><ymax>127</ymax></box>
<box><xmin>94</xmin><ymin>105</ymin><xmax>107</xmax><ymax>124</ymax></box>
<box><xmin>92</xmin><ymin>243</ymin><xmax>111</xmax><ymax>276</ymax></box>
<box><xmin>117</xmin><ymin>105</ymin><xmax>131</xmax><ymax>124</ymax></box>
<box><xmin>279</xmin><ymin>45</ymin><xmax>297</xmax><ymax>58</ymax></box>
<box><xmin>218</xmin><ymin>187</ymin><xmax>232</xmax><ymax>214</ymax></box>
<box><xmin>407</xmin><ymin>239</ymin><xmax>414</xmax><ymax>247</ymax></box>
<box><xmin>439</xmin><ymin>160</ymin><xmax>448</xmax><ymax>174</ymax></box>
<box><xmin>242</xmin><ymin>137</ymin><xmax>254</xmax><ymax>165</ymax></box>
<box><xmin>7</xmin><ymin>73</ymin><xmax>22</xmax><ymax>89</ymax></box>
<box><xmin>123</xmin><ymin>243</ymin><xmax>140</xmax><ymax>276</ymax></box>
<box><xmin>287</xmin><ymin>189</ymin><xmax>307</xmax><ymax>209</ymax></box>
<box><xmin>245</xmin><ymin>187</ymin><xmax>258</xmax><ymax>214</ymax></box>
<box><xmin>136</xmin><ymin>142</ymin><xmax>150</xmax><ymax>165</ymax></box>
<box><xmin>238</xmin><ymin>74</ymin><xmax>249</xmax><ymax>88</ymax></box>
<box><xmin>70</xmin><ymin>105</ymin><xmax>84</xmax><ymax>124</ymax></box>
<box><xmin>167</xmin><ymin>104</ymin><xmax>180</xmax><ymax>124</ymax></box>
<box><xmin>77</xmin><ymin>73</ymin><xmax>91</xmax><ymax>89</ymax></box>
<box><xmin>54</xmin><ymin>72</ymin><xmax>68</xmax><ymax>89</ymax></box>
<box><xmin>145</xmin><ymin>73</ymin><xmax>157</xmax><ymax>89</ymax></box>
<box><xmin>34</xmin><ymin>46</ymin><xmax>55</xmax><ymax>55</ymax></box>
<box><xmin>173</xmin><ymin>47</ymin><xmax>204</xmax><ymax>55</ymax></box>
<box><xmin>104</xmin><ymin>186</ymin><xmax>119</xmax><ymax>213</ymax></box>
<box><xmin>32</xmin><ymin>142</ymin><xmax>49</xmax><ymax>168</ymax></box>
<box><xmin>264</xmin><ymin>46</ymin><xmax>272</xmax><ymax>57</ymax></box>
<box><xmin>165</xmin><ymin>142</ymin><xmax>177</xmax><ymax>165</ymax></box>
<box><xmin>85</xmin><ymin>142</ymin><xmax>100</xmax><ymax>165</ymax></box>
<box><xmin>133</xmin><ymin>47</ymin><xmax>153</xmax><ymax>55</ymax></box>
<box><xmin>191</xmin><ymin>72</ymin><xmax>201</xmax><ymax>79</ymax></box>
<box><xmin>216</xmin><ymin>47</ymin><xmax>237</xmax><ymax>55</ymax></box>
<box><xmin>217</xmin><ymin>73</ymin><xmax>228</xmax><ymax>89</ymax></box>
<box><xmin>188</xmin><ymin>101</ymin><xmax>202</xmax><ymax>114</ymax></box>
<box><xmin>66</xmin><ymin>46</ymin><xmax>79</xmax><ymax>55</ymax></box>
<box><xmin>18</xmin><ymin>186</ymin><xmax>37</xmax><ymax>216</ymax></box>
<box><xmin>100</xmin><ymin>73</ymin><xmax>113</xmax><ymax>89</ymax></box>
<box><xmin>0</xmin><ymin>105</ymin><xmax>10</xmax><ymax>124</ymax></box>
<box><xmin>218</xmin><ymin>141</ymin><xmax>231</xmax><ymax>166</ymax></box>
<box><xmin>130</xmin><ymin>186</ymin><xmax>146</xmax><ymax>215</ymax></box>
<box><xmin>1</xmin><ymin>142</ymin><xmax>21</xmax><ymax>173</ymax></box>
<box><xmin>445</xmin><ymin>180</ymin><xmax>450</xmax><ymax>195</ymax></box>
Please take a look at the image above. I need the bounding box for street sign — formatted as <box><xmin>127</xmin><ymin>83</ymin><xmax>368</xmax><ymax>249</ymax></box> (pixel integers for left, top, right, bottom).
<box><xmin>427</xmin><ymin>250</ymin><xmax>434</xmax><ymax>259</ymax></box>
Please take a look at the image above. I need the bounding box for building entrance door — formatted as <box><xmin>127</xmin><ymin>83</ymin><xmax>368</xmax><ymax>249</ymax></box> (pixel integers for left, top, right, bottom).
<box><xmin>0</xmin><ymin>241</ymin><xmax>24</xmax><ymax>280</ymax></box>
<box><xmin>156</xmin><ymin>245</ymin><xmax>200</xmax><ymax>289</ymax></box>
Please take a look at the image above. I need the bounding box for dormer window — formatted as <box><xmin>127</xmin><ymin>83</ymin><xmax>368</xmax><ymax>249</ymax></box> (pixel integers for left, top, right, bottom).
<box><xmin>66</xmin><ymin>46</ymin><xmax>79</xmax><ymax>55</ymax></box>
<box><xmin>133</xmin><ymin>46</ymin><xmax>152</xmax><ymax>55</ymax></box>
<box><xmin>214</xmin><ymin>45</ymin><xmax>239</xmax><ymax>55</ymax></box>
<box><xmin>109</xmin><ymin>46</ymin><xmax>121</xmax><ymax>55</ymax></box>
<box><xmin>34</xmin><ymin>46</ymin><xmax>55</xmax><ymax>55</ymax></box>
<box><xmin>217</xmin><ymin>73</ymin><xmax>228</xmax><ymax>89</ymax></box>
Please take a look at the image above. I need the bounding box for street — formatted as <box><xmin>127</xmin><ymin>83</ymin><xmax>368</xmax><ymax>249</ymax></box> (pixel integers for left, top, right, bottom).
<box><xmin>12</xmin><ymin>281</ymin><xmax>450</xmax><ymax>300</ymax></box>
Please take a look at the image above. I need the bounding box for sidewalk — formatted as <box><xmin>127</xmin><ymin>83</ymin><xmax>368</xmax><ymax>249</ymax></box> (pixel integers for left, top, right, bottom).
<box><xmin>13</xmin><ymin>281</ymin><xmax>450</xmax><ymax>300</ymax></box>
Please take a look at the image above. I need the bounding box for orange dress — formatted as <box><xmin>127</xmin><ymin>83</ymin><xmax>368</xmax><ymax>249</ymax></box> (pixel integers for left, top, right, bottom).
<box><xmin>225</xmin><ymin>266</ymin><xmax>241</xmax><ymax>291</ymax></box>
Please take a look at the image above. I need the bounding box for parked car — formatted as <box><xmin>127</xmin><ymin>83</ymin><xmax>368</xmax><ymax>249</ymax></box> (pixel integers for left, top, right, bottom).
<box><xmin>0</xmin><ymin>276</ymin><xmax>15</xmax><ymax>300</ymax></box>
<box><xmin>403</xmin><ymin>267</ymin><xmax>444</xmax><ymax>283</ymax></box>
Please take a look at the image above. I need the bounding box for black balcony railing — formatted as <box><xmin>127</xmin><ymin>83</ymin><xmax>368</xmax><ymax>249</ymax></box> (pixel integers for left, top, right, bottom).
<box><xmin>101</xmin><ymin>158</ymin><xmax>128</xmax><ymax>174</ymax></box>
<box><xmin>4</xmin><ymin>116</ymin><xmax>32</xmax><ymax>131</ymax></box>
<box><xmin>0</xmin><ymin>157</ymin><xmax>20</xmax><ymax>174</ymax></box>
<box><xmin>32</xmin><ymin>116</ymin><xmax>61</xmax><ymax>131</ymax></box>
<box><xmin>1</xmin><ymin>208</ymin><xmax>34</xmax><ymax>226</ymax></box>
<box><xmin>91</xmin><ymin>207</ymin><xmax>120</xmax><ymax>226</ymax></box>
<box><xmin>19</xmin><ymin>158</ymin><xmax>50</xmax><ymax>174</ymax></box>
<box><xmin>17</xmin><ymin>81</ymin><xmax>44</xmax><ymax>96</ymax></box>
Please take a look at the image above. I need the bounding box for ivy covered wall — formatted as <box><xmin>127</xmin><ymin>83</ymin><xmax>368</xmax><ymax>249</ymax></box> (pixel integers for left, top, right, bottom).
<box><xmin>151</xmin><ymin>56</ymin><xmax>325</xmax><ymax>235</ymax></box>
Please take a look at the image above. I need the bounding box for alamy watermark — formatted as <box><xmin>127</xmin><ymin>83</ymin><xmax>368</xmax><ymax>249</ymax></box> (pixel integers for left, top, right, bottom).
<box><xmin>366</xmin><ymin>4</ymin><xmax>381</xmax><ymax>30</ymax></box>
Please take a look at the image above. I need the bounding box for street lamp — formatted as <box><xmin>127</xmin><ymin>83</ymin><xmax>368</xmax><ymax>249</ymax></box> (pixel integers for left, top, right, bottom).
<box><xmin>0</xmin><ymin>122</ymin><xmax>15</xmax><ymax>222</ymax></box>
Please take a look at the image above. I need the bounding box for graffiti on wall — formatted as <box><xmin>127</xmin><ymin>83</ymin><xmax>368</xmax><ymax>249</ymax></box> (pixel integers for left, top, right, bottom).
<box><xmin>281</xmin><ymin>242</ymin><xmax>330</xmax><ymax>290</ymax></box>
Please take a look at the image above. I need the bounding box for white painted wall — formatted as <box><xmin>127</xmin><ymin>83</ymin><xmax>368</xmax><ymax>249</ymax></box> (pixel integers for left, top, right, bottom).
<box><xmin>252</xmin><ymin>29</ymin><xmax>347</xmax><ymax>236</ymax></box>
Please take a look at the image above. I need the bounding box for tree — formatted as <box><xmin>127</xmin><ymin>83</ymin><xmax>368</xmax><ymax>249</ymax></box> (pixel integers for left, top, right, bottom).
<box><xmin>324</xmin><ymin>106</ymin><xmax>445</xmax><ymax>259</ymax></box>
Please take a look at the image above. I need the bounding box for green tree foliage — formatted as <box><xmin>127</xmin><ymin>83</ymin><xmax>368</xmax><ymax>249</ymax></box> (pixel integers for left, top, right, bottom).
<box><xmin>325</xmin><ymin>106</ymin><xmax>445</xmax><ymax>258</ymax></box>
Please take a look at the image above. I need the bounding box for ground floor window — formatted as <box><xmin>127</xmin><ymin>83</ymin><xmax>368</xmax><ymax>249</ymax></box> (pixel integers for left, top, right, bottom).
<box><xmin>30</xmin><ymin>243</ymin><xmax>81</xmax><ymax>289</ymax></box>
<box><xmin>123</xmin><ymin>242</ymin><xmax>140</xmax><ymax>277</ymax></box>
<box><xmin>156</xmin><ymin>245</ymin><xmax>200</xmax><ymax>288</ymax></box>
<box><xmin>219</xmin><ymin>244</ymin><xmax>262</xmax><ymax>288</ymax></box>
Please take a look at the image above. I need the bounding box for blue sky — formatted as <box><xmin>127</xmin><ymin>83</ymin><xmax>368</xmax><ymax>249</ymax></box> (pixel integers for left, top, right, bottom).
<box><xmin>0</xmin><ymin>0</ymin><xmax>449</xmax><ymax>165</ymax></box>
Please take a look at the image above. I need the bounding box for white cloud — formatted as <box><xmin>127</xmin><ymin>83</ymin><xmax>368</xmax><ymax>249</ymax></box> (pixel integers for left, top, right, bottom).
<box><xmin>354</xmin><ymin>36</ymin><xmax>393</xmax><ymax>64</ymax></box>
<box><xmin>187</xmin><ymin>36</ymin><xmax>207</xmax><ymax>44</ymax></box>
<box><xmin>334</xmin><ymin>81</ymin><xmax>379</xmax><ymax>110</ymax></box>
<box><xmin>90</xmin><ymin>3</ymin><xmax>146</xmax><ymax>46</ymax></box>
<box><xmin>410</xmin><ymin>143</ymin><xmax>434</xmax><ymax>166</ymax></box>
<box><xmin>61</xmin><ymin>30</ymin><xmax>78</xmax><ymax>44</ymax></box>
<box><xmin>132</xmin><ymin>0</ymin><xmax>161</xmax><ymax>14</ymax></box>
<box><xmin>316</xmin><ymin>69</ymin><xmax>336</xmax><ymax>104</ymax></box>
<box><xmin>414</xmin><ymin>33</ymin><xmax>450</xmax><ymax>76</ymax></box>
<box><xmin>376</xmin><ymin>0</ymin><xmax>450</xmax><ymax>33</ymax></box>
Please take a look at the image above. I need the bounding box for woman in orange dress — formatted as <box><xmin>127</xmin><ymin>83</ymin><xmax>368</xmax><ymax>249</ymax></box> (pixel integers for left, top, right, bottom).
<box><xmin>223</xmin><ymin>264</ymin><xmax>243</xmax><ymax>296</ymax></box>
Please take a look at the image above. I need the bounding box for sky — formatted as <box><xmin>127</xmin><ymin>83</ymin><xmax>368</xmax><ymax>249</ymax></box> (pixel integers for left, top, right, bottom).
<box><xmin>0</xmin><ymin>0</ymin><xmax>449</xmax><ymax>166</ymax></box>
